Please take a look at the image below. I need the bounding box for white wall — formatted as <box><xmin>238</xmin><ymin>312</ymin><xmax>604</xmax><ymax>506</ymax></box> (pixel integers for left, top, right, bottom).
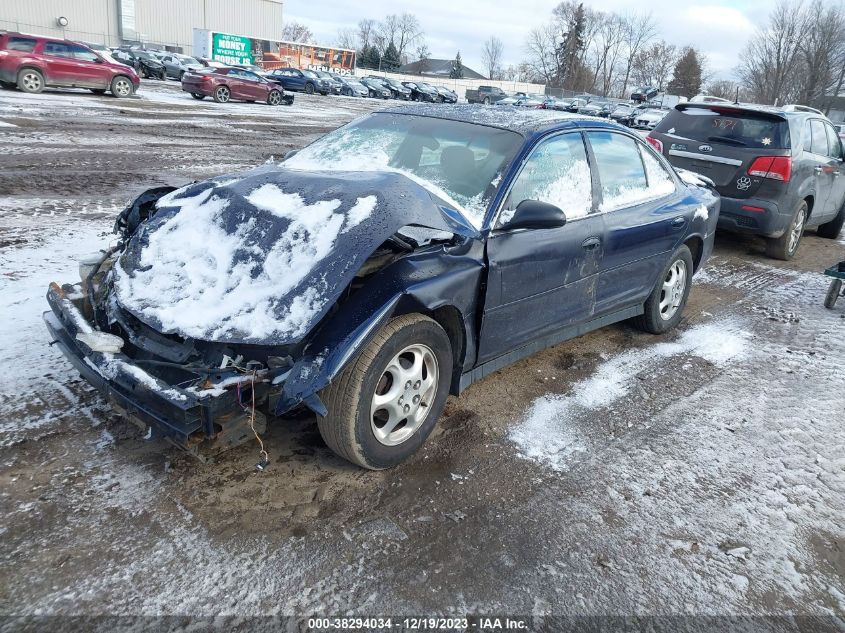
<box><xmin>0</xmin><ymin>0</ymin><xmax>120</xmax><ymax>46</ymax></box>
<box><xmin>354</xmin><ymin>68</ymin><xmax>547</xmax><ymax>101</ymax></box>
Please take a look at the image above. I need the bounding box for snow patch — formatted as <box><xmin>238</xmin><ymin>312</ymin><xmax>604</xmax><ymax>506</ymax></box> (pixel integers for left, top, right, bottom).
<box><xmin>694</xmin><ymin>205</ymin><xmax>709</xmax><ymax>221</ymax></box>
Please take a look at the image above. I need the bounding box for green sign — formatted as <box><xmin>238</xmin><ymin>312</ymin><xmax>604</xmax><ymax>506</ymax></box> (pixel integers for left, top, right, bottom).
<box><xmin>211</xmin><ymin>32</ymin><xmax>253</xmax><ymax>66</ymax></box>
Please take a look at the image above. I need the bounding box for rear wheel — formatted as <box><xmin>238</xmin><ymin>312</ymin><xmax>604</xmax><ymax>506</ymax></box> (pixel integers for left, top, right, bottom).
<box><xmin>305</xmin><ymin>82</ymin><xmax>315</xmax><ymax>95</ymax></box>
<box><xmin>317</xmin><ymin>314</ymin><xmax>452</xmax><ymax>470</ymax></box>
<box><xmin>267</xmin><ymin>89</ymin><xmax>282</xmax><ymax>106</ymax></box>
<box><xmin>213</xmin><ymin>85</ymin><xmax>230</xmax><ymax>103</ymax></box>
<box><xmin>17</xmin><ymin>68</ymin><xmax>44</xmax><ymax>93</ymax></box>
<box><xmin>825</xmin><ymin>279</ymin><xmax>842</xmax><ymax>309</ymax></box>
<box><xmin>817</xmin><ymin>201</ymin><xmax>845</xmax><ymax>239</ymax></box>
<box><xmin>766</xmin><ymin>200</ymin><xmax>807</xmax><ymax>260</ymax></box>
<box><xmin>110</xmin><ymin>75</ymin><xmax>133</xmax><ymax>98</ymax></box>
<box><xmin>633</xmin><ymin>245</ymin><xmax>694</xmax><ymax>334</ymax></box>
<box><xmin>191</xmin><ymin>93</ymin><xmax>205</xmax><ymax>100</ymax></box>
<box><xmin>178</xmin><ymin>70</ymin><xmax>185</xmax><ymax>82</ymax></box>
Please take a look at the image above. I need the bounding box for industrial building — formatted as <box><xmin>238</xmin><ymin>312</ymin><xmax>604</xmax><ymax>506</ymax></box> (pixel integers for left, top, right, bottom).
<box><xmin>0</xmin><ymin>0</ymin><xmax>283</xmax><ymax>55</ymax></box>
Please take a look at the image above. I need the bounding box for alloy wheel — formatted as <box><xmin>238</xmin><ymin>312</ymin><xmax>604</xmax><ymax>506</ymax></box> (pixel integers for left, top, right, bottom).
<box><xmin>268</xmin><ymin>90</ymin><xmax>282</xmax><ymax>105</ymax></box>
<box><xmin>659</xmin><ymin>260</ymin><xmax>687</xmax><ymax>321</ymax></box>
<box><xmin>370</xmin><ymin>344</ymin><xmax>439</xmax><ymax>446</ymax></box>
<box><xmin>216</xmin><ymin>87</ymin><xmax>230</xmax><ymax>102</ymax></box>
<box><xmin>788</xmin><ymin>207</ymin><xmax>806</xmax><ymax>254</ymax></box>
<box><xmin>21</xmin><ymin>71</ymin><xmax>42</xmax><ymax>92</ymax></box>
<box><xmin>113</xmin><ymin>78</ymin><xmax>132</xmax><ymax>97</ymax></box>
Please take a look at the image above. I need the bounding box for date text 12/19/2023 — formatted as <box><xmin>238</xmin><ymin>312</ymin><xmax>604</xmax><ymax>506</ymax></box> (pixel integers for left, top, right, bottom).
<box><xmin>307</xmin><ymin>617</ymin><xmax>529</xmax><ymax>631</ymax></box>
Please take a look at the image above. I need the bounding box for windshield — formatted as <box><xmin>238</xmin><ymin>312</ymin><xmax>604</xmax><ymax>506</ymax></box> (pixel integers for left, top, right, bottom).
<box><xmin>303</xmin><ymin>70</ymin><xmax>318</xmax><ymax>78</ymax></box>
<box><xmin>655</xmin><ymin>107</ymin><xmax>790</xmax><ymax>149</ymax></box>
<box><xmin>284</xmin><ymin>112</ymin><xmax>523</xmax><ymax>228</ymax></box>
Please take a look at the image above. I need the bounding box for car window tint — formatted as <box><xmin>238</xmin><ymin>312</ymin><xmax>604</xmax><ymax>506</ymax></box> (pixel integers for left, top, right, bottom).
<box><xmin>823</xmin><ymin>123</ymin><xmax>841</xmax><ymax>158</ymax></box>
<box><xmin>240</xmin><ymin>71</ymin><xmax>258</xmax><ymax>81</ymax></box>
<box><xmin>7</xmin><ymin>37</ymin><xmax>37</xmax><ymax>52</ymax></box>
<box><xmin>639</xmin><ymin>145</ymin><xmax>676</xmax><ymax>197</ymax></box>
<box><xmin>69</xmin><ymin>45</ymin><xmax>99</xmax><ymax>62</ymax></box>
<box><xmin>802</xmin><ymin>121</ymin><xmax>813</xmax><ymax>152</ymax></box>
<box><xmin>44</xmin><ymin>42</ymin><xmax>73</xmax><ymax>57</ymax></box>
<box><xmin>587</xmin><ymin>131</ymin><xmax>651</xmax><ymax>211</ymax></box>
<box><xmin>504</xmin><ymin>133</ymin><xmax>592</xmax><ymax>223</ymax></box>
<box><xmin>810</xmin><ymin>120</ymin><xmax>828</xmax><ymax>155</ymax></box>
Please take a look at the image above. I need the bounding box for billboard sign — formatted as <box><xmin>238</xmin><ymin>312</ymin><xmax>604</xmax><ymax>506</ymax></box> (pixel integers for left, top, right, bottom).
<box><xmin>211</xmin><ymin>32</ymin><xmax>253</xmax><ymax>66</ymax></box>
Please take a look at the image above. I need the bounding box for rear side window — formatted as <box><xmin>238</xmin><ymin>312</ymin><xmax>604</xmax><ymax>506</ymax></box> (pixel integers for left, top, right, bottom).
<box><xmin>44</xmin><ymin>42</ymin><xmax>73</xmax><ymax>57</ymax></box>
<box><xmin>655</xmin><ymin>107</ymin><xmax>790</xmax><ymax>149</ymax></box>
<box><xmin>810</xmin><ymin>120</ymin><xmax>829</xmax><ymax>156</ymax></box>
<box><xmin>5</xmin><ymin>37</ymin><xmax>37</xmax><ymax>52</ymax></box>
<box><xmin>588</xmin><ymin>132</ymin><xmax>649</xmax><ymax>211</ymax></box>
<box><xmin>824</xmin><ymin>123</ymin><xmax>842</xmax><ymax>158</ymax></box>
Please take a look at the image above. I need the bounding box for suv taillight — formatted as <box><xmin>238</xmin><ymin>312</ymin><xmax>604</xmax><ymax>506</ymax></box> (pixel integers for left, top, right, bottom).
<box><xmin>646</xmin><ymin>135</ymin><xmax>663</xmax><ymax>153</ymax></box>
<box><xmin>748</xmin><ymin>156</ymin><xmax>791</xmax><ymax>182</ymax></box>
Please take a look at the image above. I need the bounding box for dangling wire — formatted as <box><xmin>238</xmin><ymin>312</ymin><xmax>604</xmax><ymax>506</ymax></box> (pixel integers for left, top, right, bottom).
<box><xmin>246</xmin><ymin>370</ymin><xmax>269</xmax><ymax>470</ymax></box>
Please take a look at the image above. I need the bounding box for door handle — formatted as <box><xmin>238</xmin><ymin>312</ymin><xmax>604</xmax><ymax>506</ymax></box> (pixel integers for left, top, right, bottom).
<box><xmin>671</xmin><ymin>216</ymin><xmax>686</xmax><ymax>229</ymax></box>
<box><xmin>582</xmin><ymin>236</ymin><xmax>601</xmax><ymax>250</ymax></box>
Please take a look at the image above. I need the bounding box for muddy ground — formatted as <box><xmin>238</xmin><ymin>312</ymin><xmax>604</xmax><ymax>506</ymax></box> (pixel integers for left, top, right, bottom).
<box><xmin>0</xmin><ymin>81</ymin><xmax>843</xmax><ymax>627</ymax></box>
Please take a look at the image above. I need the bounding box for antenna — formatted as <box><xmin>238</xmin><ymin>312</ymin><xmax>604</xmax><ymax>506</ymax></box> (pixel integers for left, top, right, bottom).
<box><xmin>734</xmin><ymin>86</ymin><xmax>739</xmax><ymax>105</ymax></box>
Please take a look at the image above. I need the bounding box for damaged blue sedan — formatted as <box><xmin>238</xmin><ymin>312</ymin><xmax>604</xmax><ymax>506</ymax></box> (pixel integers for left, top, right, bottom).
<box><xmin>43</xmin><ymin>104</ymin><xmax>719</xmax><ymax>469</ymax></box>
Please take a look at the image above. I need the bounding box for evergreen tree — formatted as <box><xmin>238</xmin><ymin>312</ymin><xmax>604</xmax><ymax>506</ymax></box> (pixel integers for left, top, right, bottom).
<box><xmin>382</xmin><ymin>41</ymin><xmax>401</xmax><ymax>71</ymax></box>
<box><xmin>557</xmin><ymin>3</ymin><xmax>586</xmax><ymax>90</ymax></box>
<box><xmin>357</xmin><ymin>44</ymin><xmax>371</xmax><ymax>68</ymax></box>
<box><xmin>450</xmin><ymin>51</ymin><xmax>464</xmax><ymax>79</ymax></box>
<box><xmin>667</xmin><ymin>47</ymin><xmax>702</xmax><ymax>97</ymax></box>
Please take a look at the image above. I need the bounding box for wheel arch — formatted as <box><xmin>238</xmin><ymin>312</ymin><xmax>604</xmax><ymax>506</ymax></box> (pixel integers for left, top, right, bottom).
<box><xmin>683</xmin><ymin>235</ymin><xmax>704</xmax><ymax>273</ymax></box>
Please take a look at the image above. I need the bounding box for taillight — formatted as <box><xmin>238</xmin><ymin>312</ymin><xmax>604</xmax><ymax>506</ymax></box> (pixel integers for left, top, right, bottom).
<box><xmin>646</xmin><ymin>135</ymin><xmax>663</xmax><ymax>153</ymax></box>
<box><xmin>748</xmin><ymin>156</ymin><xmax>791</xmax><ymax>182</ymax></box>
<box><xmin>201</xmin><ymin>74</ymin><xmax>213</xmax><ymax>82</ymax></box>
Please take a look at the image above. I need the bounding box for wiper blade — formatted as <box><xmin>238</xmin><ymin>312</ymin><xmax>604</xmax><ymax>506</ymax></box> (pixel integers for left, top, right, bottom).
<box><xmin>708</xmin><ymin>135</ymin><xmax>747</xmax><ymax>146</ymax></box>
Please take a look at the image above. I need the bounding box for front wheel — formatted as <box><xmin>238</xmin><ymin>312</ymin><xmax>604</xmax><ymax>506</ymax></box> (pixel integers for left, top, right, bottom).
<box><xmin>483</xmin><ymin>97</ymin><xmax>491</xmax><ymax>105</ymax></box>
<box><xmin>317</xmin><ymin>314</ymin><xmax>452</xmax><ymax>470</ymax></box>
<box><xmin>267</xmin><ymin>89</ymin><xmax>282</xmax><ymax>106</ymax></box>
<box><xmin>817</xmin><ymin>202</ymin><xmax>845</xmax><ymax>239</ymax></box>
<box><xmin>110</xmin><ymin>75</ymin><xmax>134</xmax><ymax>98</ymax></box>
<box><xmin>213</xmin><ymin>85</ymin><xmax>230</xmax><ymax>103</ymax></box>
<box><xmin>825</xmin><ymin>279</ymin><xmax>842</xmax><ymax>309</ymax></box>
<box><xmin>304</xmin><ymin>82</ymin><xmax>315</xmax><ymax>95</ymax></box>
<box><xmin>766</xmin><ymin>200</ymin><xmax>807</xmax><ymax>260</ymax></box>
<box><xmin>633</xmin><ymin>245</ymin><xmax>694</xmax><ymax>334</ymax></box>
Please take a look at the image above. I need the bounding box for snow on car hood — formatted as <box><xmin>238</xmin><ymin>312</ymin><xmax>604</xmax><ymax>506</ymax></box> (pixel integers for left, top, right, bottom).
<box><xmin>113</xmin><ymin>165</ymin><xmax>475</xmax><ymax>345</ymax></box>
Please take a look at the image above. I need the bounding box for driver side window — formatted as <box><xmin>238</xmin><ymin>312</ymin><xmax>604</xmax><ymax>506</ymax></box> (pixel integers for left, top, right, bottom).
<box><xmin>501</xmin><ymin>133</ymin><xmax>592</xmax><ymax>226</ymax></box>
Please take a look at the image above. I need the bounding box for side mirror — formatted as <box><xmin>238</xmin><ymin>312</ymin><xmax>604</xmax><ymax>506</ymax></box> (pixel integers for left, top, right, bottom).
<box><xmin>504</xmin><ymin>199</ymin><xmax>567</xmax><ymax>230</ymax></box>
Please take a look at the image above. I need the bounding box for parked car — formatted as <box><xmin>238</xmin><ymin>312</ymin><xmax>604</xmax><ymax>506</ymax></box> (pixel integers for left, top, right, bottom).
<box><xmin>402</xmin><ymin>80</ymin><xmax>440</xmax><ymax>102</ymax></box>
<box><xmin>314</xmin><ymin>71</ymin><xmax>342</xmax><ymax>94</ymax></box>
<box><xmin>690</xmin><ymin>94</ymin><xmax>732</xmax><ymax>104</ymax></box>
<box><xmin>336</xmin><ymin>76</ymin><xmax>369</xmax><ymax>97</ymax></box>
<box><xmin>0</xmin><ymin>32</ymin><xmax>140</xmax><ymax>97</ymax></box>
<box><xmin>265</xmin><ymin>67</ymin><xmax>331</xmax><ymax>95</ymax></box>
<box><xmin>579</xmin><ymin>101</ymin><xmax>607</xmax><ymax>116</ymax></box>
<box><xmin>377</xmin><ymin>77</ymin><xmax>412</xmax><ymax>100</ymax></box>
<box><xmin>564</xmin><ymin>98</ymin><xmax>588</xmax><ymax>113</ymax></box>
<box><xmin>435</xmin><ymin>85</ymin><xmax>458</xmax><ymax>103</ymax></box>
<box><xmin>181</xmin><ymin>67</ymin><xmax>293</xmax><ymax>105</ymax></box>
<box><xmin>465</xmin><ymin>85</ymin><xmax>508</xmax><ymax>104</ymax></box>
<box><xmin>632</xmin><ymin>86</ymin><xmax>659</xmax><ymax>102</ymax></box>
<box><xmin>632</xmin><ymin>107</ymin><xmax>670</xmax><ymax>130</ymax></box>
<box><xmin>161</xmin><ymin>53</ymin><xmax>203</xmax><ymax>80</ymax></box>
<box><xmin>111</xmin><ymin>48</ymin><xmax>166</xmax><ymax>79</ymax></box>
<box><xmin>44</xmin><ymin>104</ymin><xmax>718</xmax><ymax>469</ymax></box>
<box><xmin>360</xmin><ymin>77</ymin><xmax>392</xmax><ymax>99</ymax></box>
<box><xmin>608</xmin><ymin>103</ymin><xmax>635</xmax><ymax>123</ymax></box>
<box><xmin>649</xmin><ymin>102</ymin><xmax>845</xmax><ymax>259</ymax></box>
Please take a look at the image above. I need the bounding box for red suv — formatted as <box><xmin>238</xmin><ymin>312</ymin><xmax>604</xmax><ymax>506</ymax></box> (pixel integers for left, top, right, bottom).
<box><xmin>0</xmin><ymin>32</ymin><xmax>140</xmax><ymax>97</ymax></box>
<box><xmin>181</xmin><ymin>67</ymin><xmax>293</xmax><ymax>105</ymax></box>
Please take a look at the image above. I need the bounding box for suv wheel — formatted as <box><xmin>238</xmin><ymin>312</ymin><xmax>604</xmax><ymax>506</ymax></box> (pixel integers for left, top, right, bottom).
<box><xmin>766</xmin><ymin>200</ymin><xmax>807</xmax><ymax>260</ymax></box>
<box><xmin>110</xmin><ymin>76</ymin><xmax>133</xmax><ymax>97</ymax></box>
<box><xmin>17</xmin><ymin>68</ymin><xmax>44</xmax><ymax>93</ymax></box>
<box><xmin>317</xmin><ymin>314</ymin><xmax>452</xmax><ymax>470</ymax></box>
<box><xmin>633</xmin><ymin>245</ymin><xmax>694</xmax><ymax>334</ymax></box>
<box><xmin>817</xmin><ymin>201</ymin><xmax>845</xmax><ymax>239</ymax></box>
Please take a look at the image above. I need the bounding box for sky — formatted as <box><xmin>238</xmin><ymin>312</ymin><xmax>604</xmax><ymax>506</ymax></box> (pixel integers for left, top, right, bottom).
<box><xmin>283</xmin><ymin>0</ymin><xmax>775</xmax><ymax>81</ymax></box>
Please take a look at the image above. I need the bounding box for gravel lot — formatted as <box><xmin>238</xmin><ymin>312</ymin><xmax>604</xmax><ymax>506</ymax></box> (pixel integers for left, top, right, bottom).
<box><xmin>1</xmin><ymin>80</ymin><xmax>843</xmax><ymax>625</ymax></box>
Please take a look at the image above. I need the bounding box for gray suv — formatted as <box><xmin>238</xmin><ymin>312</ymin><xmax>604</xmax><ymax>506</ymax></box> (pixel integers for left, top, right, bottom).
<box><xmin>160</xmin><ymin>53</ymin><xmax>203</xmax><ymax>80</ymax></box>
<box><xmin>649</xmin><ymin>103</ymin><xmax>845</xmax><ymax>259</ymax></box>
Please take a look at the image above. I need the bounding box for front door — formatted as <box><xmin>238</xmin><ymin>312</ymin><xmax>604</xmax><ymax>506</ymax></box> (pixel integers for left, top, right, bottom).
<box><xmin>585</xmin><ymin>130</ymin><xmax>685</xmax><ymax>313</ymax></box>
<box><xmin>822</xmin><ymin>121</ymin><xmax>845</xmax><ymax>220</ymax></box>
<box><xmin>478</xmin><ymin>131</ymin><xmax>605</xmax><ymax>363</ymax></box>
<box><xmin>67</xmin><ymin>44</ymin><xmax>111</xmax><ymax>88</ymax></box>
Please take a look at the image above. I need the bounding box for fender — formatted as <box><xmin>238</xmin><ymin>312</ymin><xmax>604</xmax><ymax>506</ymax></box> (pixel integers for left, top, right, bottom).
<box><xmin>276</xmin><ymin>240</ymin><xmax>485</xmax><ymax>416</ymax></box>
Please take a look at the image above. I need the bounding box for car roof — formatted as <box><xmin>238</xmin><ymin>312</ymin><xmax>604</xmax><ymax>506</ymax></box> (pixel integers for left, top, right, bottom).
<box><xmin>675</xmin><ymin>101</ymin><xmax>828</xmax><ymax>122</ymax></box>
<box><xmin>377</xmin><ymin>103</ymin><xmax>612</xmax><ymax>135</ymax></box>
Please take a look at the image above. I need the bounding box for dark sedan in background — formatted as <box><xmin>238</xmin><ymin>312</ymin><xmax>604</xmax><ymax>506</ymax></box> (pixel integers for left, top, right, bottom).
<box><xmin>265</xmin><ymin>67</ymin><xmax>332</xmax><ymax>95</ymax></box>
<box><xmin>44</xmin><ymin>105</ymin><xmax>718</xmax><ymax>470</ymax></box>
<box><xmin>402</xmin><ymin>80</ymin><xmax>441</xmax><ymax>102</ymax></box>
<box><xmin>361</xmin><ymin>77</ymin><xmax>392</xmax><ymax>99</ymax></box>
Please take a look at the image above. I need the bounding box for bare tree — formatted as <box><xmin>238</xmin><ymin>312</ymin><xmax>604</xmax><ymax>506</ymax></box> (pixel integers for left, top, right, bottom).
<box><xmin>797</xmin><ymin>0</ymin><xmax>845</xmax><ymax>105</ymax></box>
<box><xmin>738</xmin><ymin>1</ymin><xmax>806</xmax><ymax>105</ymax></box>
<box><xmin>631</xmin><ymin>40</ymin><xmax>677</xmax><ymax>92</ymax></box>
<box><xmin>335</xmin><ymin>28</ymin><xmax>358</xmax><ymax>50</ymax></box>
<box><xmin>482</xmin><ymin>36</ymin><xmax>504</xmax><ymax>80</ymax></box>
<box><xmin>415</xmin><ymin>42</ymin><xmax>431</xmax><ymax>74</ymax></box>
<box><xmin>619</xmin><ymin>12</ymin><xmax>657</xmax><ymax>99</ymax></box>
<box><xmin>378</xmin><ymin>13</ymin><xmax>423</xmax><ymax>60</ymax></box>
<box><xmin>357</xmin><ymin>19</ymin><xmax>377</xmax><ymax>49</ymax></box>
<box><xmin>281</xmin><ymin>21</ymin><xmax>313</xmax><ymax>44</ymax></box>
<box><xmin>705</xmin><ymin>79</ymin><xmax>744</xmax><ymax>101</ymax></box>
<box><xmin>524</xmin><ymin>24</ymin><xmax>558</xmax><ymax>85</ymax></box>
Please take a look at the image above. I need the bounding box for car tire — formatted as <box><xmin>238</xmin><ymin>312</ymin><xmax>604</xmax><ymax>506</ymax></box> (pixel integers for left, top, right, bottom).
<box><xmin>317</xmin><ymin>314</ymin><xmax>452</xmax><ymax>470</ymax></box>
<box><xmin>213</xmin><ymin>85</ymin><xmax>230</xmax><ymax>103</ymax></box>
<box><xmin>17</xmin><ymin>68</ymin><xmax>44</xmax><ymax>94</ymax></box>
<box><xmin>178</xmin><ymin>70</ymin><xmax>185</xmax><ymax>82</ymax></box>
<box><xmin>191</xmin><ymin>93</ymin><xmax>205</xmax><ymax>100</ymax></box>
<box><xmin>766</xmin><ymin>200</ymin><xmax>807</xmax><ymax>260</ymax></box>
<box><xmin>825</xmin><ymin>279</ymin><xmax>842</xmax><ymax>309</ymax></box>
<box><xmin>633</xmin><ymin>244</ymin><xmax>694</xmax><ymax>335</ymax></box>
<box><xmin>110</xmin><ymin>75</ymin><xmax>134</xmax><ymax>98</ymax></box>
<box><xmin>816</xmin><ymin>201</ymin><xmax>845</xmax><ymax>239</ymax></box>
<box><xmin>305</xmin><ymin>82</ymin><xmax>315</xmax><ymax>95</ymax></box>
<box><xmin>267</xmin><ymin>89</ymin><xmax>282</xmax><ymax>106</ymax></box>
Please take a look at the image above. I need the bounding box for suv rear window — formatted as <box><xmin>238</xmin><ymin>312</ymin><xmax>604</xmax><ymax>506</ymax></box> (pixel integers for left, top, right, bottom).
<box><xmin>5</xmin><ymin>36</ymin><xmax>37</xmax><ymax>52</ymax></box>
<box><xmin>654</xmin><ymin>106</ymin><xmax>790</xmax><ymax>149</ymax></box>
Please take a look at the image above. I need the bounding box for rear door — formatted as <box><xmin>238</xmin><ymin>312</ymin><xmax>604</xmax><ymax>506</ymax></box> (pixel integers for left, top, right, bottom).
<box><xmin>651</xmin><ymin>105</ymin><xmax>790</xmax><ymax>200</ymax></box>
<box><xmin>805</xmin><ymin>119</ymin><xmax>836</xmax><ymax>219</ymax></box>
<box><xmin>478</xmin><ymin>131</ymin><xmax>605</xmax><ymax>362</ymax></box>
<box><xmin>41</xmin><ymin>41</ymin><xmax>78</xmax><ymax>85</ymax></box>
